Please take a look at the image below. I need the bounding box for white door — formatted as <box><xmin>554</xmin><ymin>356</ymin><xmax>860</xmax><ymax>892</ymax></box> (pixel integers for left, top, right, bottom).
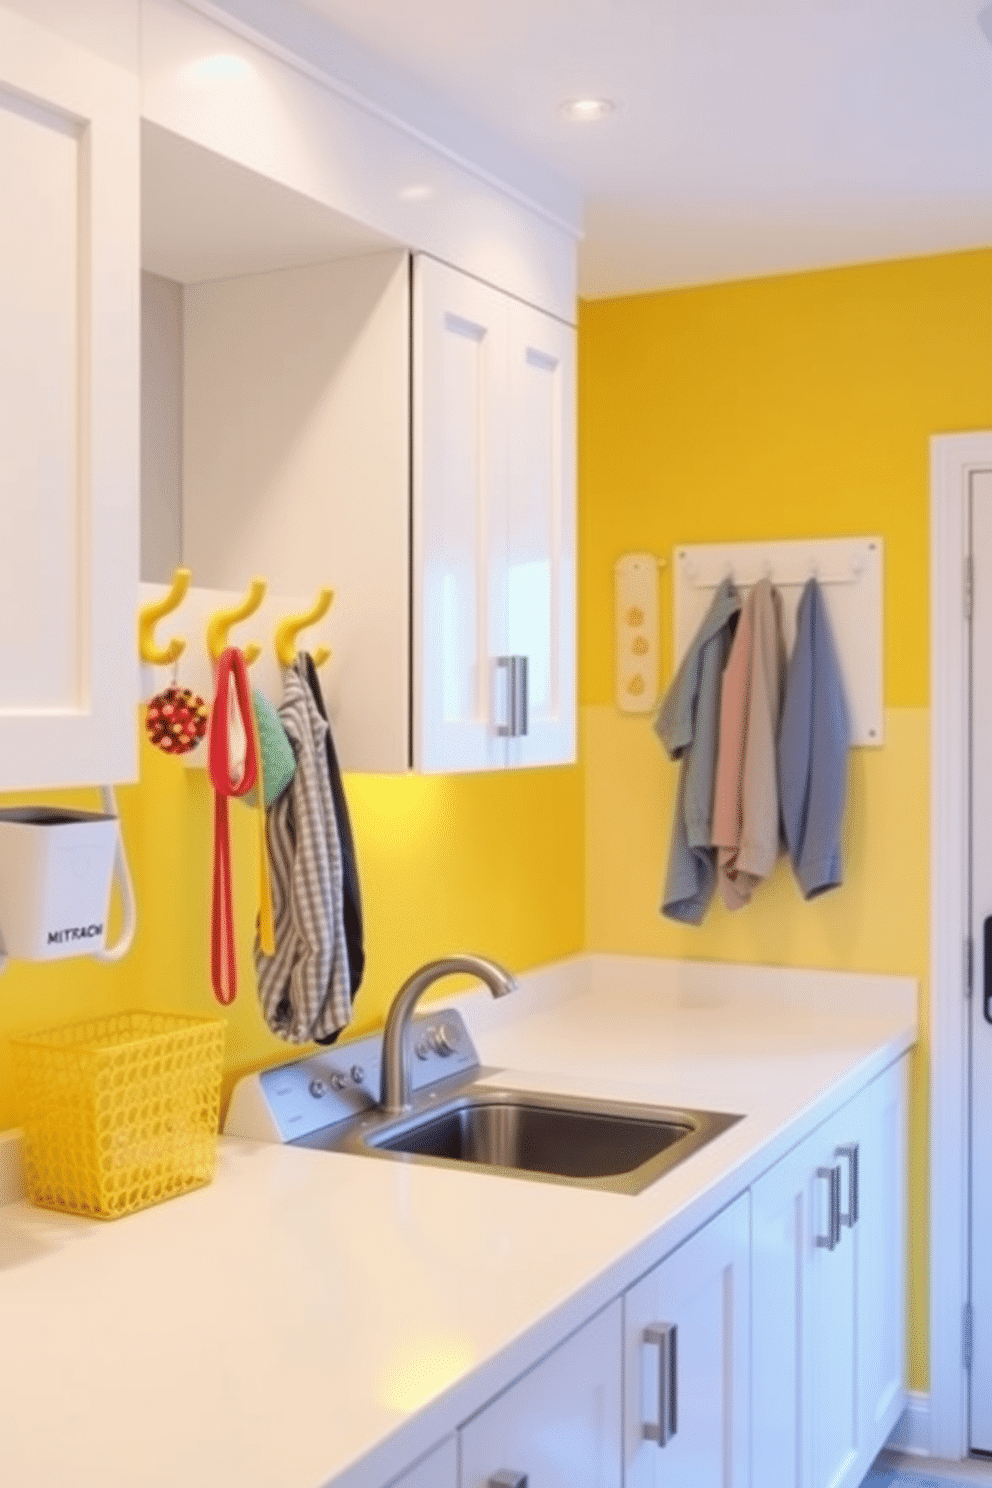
<box><xmin>624</xmin><ymin>1194</ymin><xmax>750</xmax><ymax>1488</ymax></box>
<box><xmin>413</xmin><ymin>254</ymin><xmax>509</xmax><ymax>774</ymax></box>
<box><xmin>505</xmin><ymin>300</ymin><xmax>576</xmax><ymax>769</ymax></box>
<box><xmin>0</xmin><ymin>5</ymin><xmax>139</xmax><ymax>790</ymax></box>
<box><xmin>460</xmin><ymin>1300</ymin><xmax>622</xmax><ymax>1488</ymax></box>
<box><xmin>968</xmin><ymin>464</ymin><xmax>992</xmax><ymax>1450</ymax></box>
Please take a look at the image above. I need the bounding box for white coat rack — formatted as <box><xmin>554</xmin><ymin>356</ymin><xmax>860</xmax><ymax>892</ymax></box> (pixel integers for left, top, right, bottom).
<box><xmin>673</xmin><ymin>536</ymin><xmax>884</xmax><ymax>746</ymax></box>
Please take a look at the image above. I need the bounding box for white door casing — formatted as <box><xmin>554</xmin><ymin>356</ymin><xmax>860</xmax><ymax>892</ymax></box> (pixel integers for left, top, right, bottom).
<box><xmin>930</xmin><ymin>431</ymin><xmax>992</xmax><ymax>1459</ymax></box>
<box><xmin>0</xmin><ymin>5</ymin><xmax>139</xmax><ymax>789</ymax></box>
<box><xmin>969</xmin><ymin>467</ymin><xmax>992</xmax><ymax>1451</ymax></box>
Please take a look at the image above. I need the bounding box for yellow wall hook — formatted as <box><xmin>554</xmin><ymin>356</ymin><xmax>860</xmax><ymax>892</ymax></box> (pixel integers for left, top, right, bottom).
<box><xmin>207</xmin><ymin>578</ymin><xmax>267</xmax><ymax>665</ymax></box>
<box><xmin>275</xmin><ymin>587</ymin><xmax>334</xmax><ymax>669</ymax></box>
<box><xmin>138</xmin><ymin>567</ymin><xmax>192</xmax><ymax>666</ymax></box>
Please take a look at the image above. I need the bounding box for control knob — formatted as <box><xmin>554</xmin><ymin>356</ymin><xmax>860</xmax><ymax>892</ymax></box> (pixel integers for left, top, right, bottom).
<box><xmin>415</xmin><ymin>1021</ymin><xmax>461</xmax><ymax>1060</ymax></box>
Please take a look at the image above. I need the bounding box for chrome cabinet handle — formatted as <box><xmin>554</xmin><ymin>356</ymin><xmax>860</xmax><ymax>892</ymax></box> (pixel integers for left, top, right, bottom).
<box><xmin>488</xmin><ymin>1474</ymin><xmax>528</xmax><ymax>1488</ymax></box>
<box><xmin>643</xmin><ymin>1321</ymin><xmax>677</xmax><ymax>1446</ymax></box>
<box><xmin>816</xmin><ymin>1164</ymin><xmax>842</xmax><ymax>1249</ymax></box>
<box><xmin>494</xmin><ymin>656</ymin><xmax>529</xmax><ymax>737</ymax></box>
<box><xmin>512</xmin><ymin>655</ymin><xmax>529</xmax><ymax>737</ymax></box>
<box><xmin>835</xmin><ymin>1142</ymin><xmax>860</xmax><ymax>1227</ymax></box>
<box><xmin>495</xmin><ymin>657</ymin><xmax>515</xmax><ymax>737</ymax></box>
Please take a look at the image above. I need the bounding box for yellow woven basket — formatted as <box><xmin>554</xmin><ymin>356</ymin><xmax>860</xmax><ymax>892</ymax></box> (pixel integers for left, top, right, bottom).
<box><xmin>11</xmin><ymin>1011</ymin><xmax>225</xmax><ymax>1220</ymax></box>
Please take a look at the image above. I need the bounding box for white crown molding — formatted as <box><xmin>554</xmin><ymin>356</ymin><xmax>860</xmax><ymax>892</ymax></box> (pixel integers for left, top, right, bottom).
<box><xmin>169</xmin><ymin>0</ymin><xmax>584</xmax><ymax>239</ymax></box>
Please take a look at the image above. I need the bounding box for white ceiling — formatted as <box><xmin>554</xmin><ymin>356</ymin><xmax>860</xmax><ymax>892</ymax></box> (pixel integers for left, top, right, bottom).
<box><xmin>215</xmin><ymin>0</ymin><xmax>992</xmax><ymax>298</ymax></box>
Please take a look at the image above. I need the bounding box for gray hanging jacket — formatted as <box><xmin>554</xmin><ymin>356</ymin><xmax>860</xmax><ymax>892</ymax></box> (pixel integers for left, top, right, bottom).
<box><xmin>654</xmin><ymin>576</ymin><xmax>742</xmax><ymax>924</ymax></box>
<box><xmin>777</xmin><ymin>577</ymin><xmax>850</xmax><ymax>899</ymax></box>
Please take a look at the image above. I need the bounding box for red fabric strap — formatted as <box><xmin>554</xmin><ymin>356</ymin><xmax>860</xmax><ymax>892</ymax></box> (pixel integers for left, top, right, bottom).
<box><xmin>208</xmin><ymin>648</ymin><xmax>259</xmax><ymax>1006</ymax></box>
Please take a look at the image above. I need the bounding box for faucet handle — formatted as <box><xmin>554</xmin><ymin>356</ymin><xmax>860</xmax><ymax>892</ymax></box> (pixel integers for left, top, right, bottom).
<box><xmin>415</xmin><ymin>1021</ymin><xmax>462</xmax><ymax>1061</ymax></box>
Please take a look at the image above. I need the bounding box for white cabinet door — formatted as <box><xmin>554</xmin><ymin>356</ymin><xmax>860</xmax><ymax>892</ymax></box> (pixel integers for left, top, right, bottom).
<box><xmin>752</xmin><ymin>1101</ymin><xmax>860</xmax><ymax>1488</ymax></box>
<box><xmin>389</xmin><ymin>1435</ymin><xmax>458</xmax><ymax>1488</ymax></box>
<box><xmin>460</xmin><ymin>1301</ymin><xmax>622</xmax><ymax>1488</ymax></box>
<box><xmin>808</xmin><ymin>1099</ymin><xmax>862</xmax><ymax>1488</ymax></box>
<box><xmin>858</xmin><ymin>1058</ymin><xmax>908</xmax><ymax>1445</ymax></box>
<box><xmin>414</xmin><ymin>254</ymin><xmax>509</xmax><ymax>774</ymax></box>
<box><xmin>624</xmin><ymin>1194</ymin><xmax>750</xmax><ymax>1488</ymax></box>
<box><xmin>752</xmin><ymin>1068</ymin><xmax>910</xmax><ymax>1488</ymax></box>
<box><xmin>414</xmin><ymin>254</ymin><xmax>576</xmax><ymax>774</ymax></box>
<box><xmin>505</xmin><ymin>300</ymin><xmax>576</xmax><ymax>770</ymax></box>
<box><xmin>0</xmin><ymin>5</ymin><xmax>139</xmax><ymax>789</ymax></box>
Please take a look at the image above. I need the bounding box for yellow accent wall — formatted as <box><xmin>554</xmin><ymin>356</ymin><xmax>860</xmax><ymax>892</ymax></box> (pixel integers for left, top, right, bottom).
<box><xmin>2</xmin><ymin>243</ymin><xmax>990</xmax><ymax>1404</ymax></box>
<box><xmin>0</xmin><ymin>742</ymin><xmax>584</xmax><ymax>1131</ymax></box>
<box><xmin>579</xmin><ymin>246</ymin><xmax>992</xmax><ymax>1392</ymax></box>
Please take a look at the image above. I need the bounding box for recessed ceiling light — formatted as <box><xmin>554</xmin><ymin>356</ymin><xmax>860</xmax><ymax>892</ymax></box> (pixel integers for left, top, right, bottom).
<box><xmin>560</xmin><ymin>98</ymin><xmax>616</xmax><ymax>122</ymax></box>
<box><xmin>398</xmin><ymin>185</ymin><xmax>434</xmax><ymax>202</ymax></box>
<box><xmin>179</xmin><ymin>54</ymin><xmax>255</xmax><ymax>84</ymax></box>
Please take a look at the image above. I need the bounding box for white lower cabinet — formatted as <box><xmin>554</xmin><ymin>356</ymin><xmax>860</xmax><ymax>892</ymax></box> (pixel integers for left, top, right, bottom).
<box><xmin>624</xmin><ymin>1193</ymin><xmax>751</xmax><ymax>1488</ymax></box>
<box><xmin>459</xmin><ymin>1301</ymin><xmax>623</xmax><ymax>1488</ymax></box>
<box><xmin>388</xmin><ymin>1435</ymin><xmax>458</xmax><ymax>1488</ymax></box>
<box><xmin>385</xmin><ymin>1058</ymin><xmax>908</xmax><ymax>1488</ymax></box>
<box><xmin>752</xmin><ymin>1056</ymin><xmax>908</xmax><ymax>1488</ymax></box>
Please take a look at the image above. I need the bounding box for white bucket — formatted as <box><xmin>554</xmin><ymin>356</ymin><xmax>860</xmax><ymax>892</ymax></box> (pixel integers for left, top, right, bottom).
<box><xmin>0</xmin><ymin>808</ymin><xmax>119</xmax><ymax>962</ymax></box>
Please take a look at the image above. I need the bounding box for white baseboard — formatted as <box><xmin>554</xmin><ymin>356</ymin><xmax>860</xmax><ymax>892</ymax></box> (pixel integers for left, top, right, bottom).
<box><xmin>887</xmin><ymin>1391</ymin><xmax>932</xmax><ymax>1456</ymax></box>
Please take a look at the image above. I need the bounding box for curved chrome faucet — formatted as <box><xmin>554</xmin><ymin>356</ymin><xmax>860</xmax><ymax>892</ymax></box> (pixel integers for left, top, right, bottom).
<box><xmin>379</xmin><ymin>955</ymin><xmax>517</xmax><ymax>1115</ymax></box>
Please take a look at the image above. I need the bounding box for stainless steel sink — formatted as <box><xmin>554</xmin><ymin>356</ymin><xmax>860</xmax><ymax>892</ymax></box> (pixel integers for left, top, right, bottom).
<box><xmin>226</xmin><ymin>1008</ymin><xmax>743</xmax><ymax>1195</ymax></box>
<box><xmin>297</xmin><ymin>1084</ymin><xmax>742</xmax><ymax>1195</ymax></box>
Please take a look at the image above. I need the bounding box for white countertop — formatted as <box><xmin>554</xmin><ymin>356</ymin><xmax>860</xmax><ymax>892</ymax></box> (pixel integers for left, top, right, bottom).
<box><xmin>0</xmin><ymin>954</ymin><xmax>916</xmax><ymax>1488</ymax></box>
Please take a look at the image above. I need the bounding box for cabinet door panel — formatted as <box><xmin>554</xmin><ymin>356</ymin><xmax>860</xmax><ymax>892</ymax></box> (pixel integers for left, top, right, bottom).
<box><xmin>624</xmin><ymin>1194</ymin><xmax>750</xmax><ymax>1488</ymax></box>
<box><xmin>752</xmin><ymin>1096</ymin><xmax>867</xmax><ymax>1488</ymax></box>
<box><xmin>809</xmin><ymin>1103</ymin><xmax>861</xmax><ymax>1488</ymax></box>
<box><xmin>460</xmin><ymin>1301</ymin><xmax>622</xmax><ymax>1488</ymax></box>
<box><xmin>0</xmin><ymin>6</ymin><xmax>138</xmax><ymax>788</ymax></box>
<box><xmin>506</xmin><ymin>303</ymin><xmax>576</xmax><ymax>769</ymax></box>
<box><xmin>414</xmin><ymin>254</ymin><xmax>508</xmax><ymax>773</ymax></box>
<box><xmin>388</xmin><ymin>1435</ymin><xmax>457</xmax><ymax>1488</ymax></box>
<box><xmin>859</xmin><ymin>1059</ymin><xmax>908</xmax><ymax>1442</ymax></box>
<box><xmin>752</xmin><ymin>1145</ymin><xmax>807</xmax><ymax>1487</ymax></box>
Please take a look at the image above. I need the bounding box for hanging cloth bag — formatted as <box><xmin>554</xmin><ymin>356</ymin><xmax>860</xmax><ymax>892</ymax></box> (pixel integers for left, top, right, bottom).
<box><xmin>208</xmin><ymin>648</ymin><xmax>260</xmax><ymax>1004</ymax></box>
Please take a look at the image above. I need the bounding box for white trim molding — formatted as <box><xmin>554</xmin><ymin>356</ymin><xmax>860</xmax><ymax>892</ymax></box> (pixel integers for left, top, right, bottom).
<box><xmin>887</xmin><ymin>1391</ymin><xmax>932</xmax><ymax>1457</ymax></box>
<box><xmin>930</xmin><ymin>431</ymin><xmax>992</xmax><ymax>1459</ymax></box>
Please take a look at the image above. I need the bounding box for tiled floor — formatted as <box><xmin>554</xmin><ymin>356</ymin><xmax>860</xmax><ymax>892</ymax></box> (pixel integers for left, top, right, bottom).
<box><xmin>865</xmin><ymin>1451</ymin><xmax>992</xmax><ymax>1486</ymax></box>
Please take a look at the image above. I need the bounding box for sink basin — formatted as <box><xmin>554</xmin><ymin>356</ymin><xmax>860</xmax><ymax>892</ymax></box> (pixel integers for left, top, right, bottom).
<box><xmin>300</xmin><ymin>1084</ymin><xmax>742</xmax><ymax>1195</ymax></box>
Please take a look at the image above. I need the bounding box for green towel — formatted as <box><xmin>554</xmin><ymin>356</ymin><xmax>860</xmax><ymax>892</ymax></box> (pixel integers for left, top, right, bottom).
<box><xmin>243</xmin><ymin>691</ymin><xmax>296</xmax><ymax>808</ymax></box>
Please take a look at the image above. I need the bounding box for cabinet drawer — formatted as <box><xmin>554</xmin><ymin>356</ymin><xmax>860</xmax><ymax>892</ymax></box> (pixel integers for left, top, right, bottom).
<box><xmin>460</xmin><ymin>1301</ymin><xmax>622</xmax><ymax>1488</ymax></box>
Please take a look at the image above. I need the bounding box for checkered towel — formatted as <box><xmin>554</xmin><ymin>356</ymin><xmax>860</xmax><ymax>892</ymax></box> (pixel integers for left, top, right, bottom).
<box><xmin>254</xmin><ymin>660</ymin><xmax>351</xmax><ymax>1043</ymax></box>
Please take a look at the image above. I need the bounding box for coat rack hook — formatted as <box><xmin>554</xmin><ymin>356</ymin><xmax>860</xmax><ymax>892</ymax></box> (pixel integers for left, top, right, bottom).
<box><xmin>275</xmin><ymin>587</ymin><xmax>334</xmax><ymax>668</ymax></box>
<box><xmin>138</xmin><ymin>567</ymin><xmax>192</xmax><ymax>666</ymax></box>
<box><xmin>207</xmin><ymin>578</ymin><xmax>267</xmax><ymax>665</ymax></box>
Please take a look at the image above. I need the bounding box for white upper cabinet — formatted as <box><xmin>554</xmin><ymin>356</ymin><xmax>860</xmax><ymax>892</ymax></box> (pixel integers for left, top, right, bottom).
<box><xmin>171</xmin><ymin>248</ymin><xmax>576</xmax><ymax>777</ymax></box>
<box><xmin>413</xmin><ymin>254</ymin><xmax>576</xmax><ymax>774</ymax></box>
<box><xmin>505</xmin><ymin>296</ymin><xmax>576</xmax><ymax>769</ymax></box>
<box><xmin>0</xmin><ymin>4</ymin><xmax>139</xmax><ymax>790</ymax></box>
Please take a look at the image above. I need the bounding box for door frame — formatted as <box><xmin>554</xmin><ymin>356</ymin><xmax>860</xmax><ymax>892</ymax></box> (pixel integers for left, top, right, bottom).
<box><xmin>930</xmin><ymin>430</ymin><xmax>992</xmax><ymax>1458</ymax></box>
